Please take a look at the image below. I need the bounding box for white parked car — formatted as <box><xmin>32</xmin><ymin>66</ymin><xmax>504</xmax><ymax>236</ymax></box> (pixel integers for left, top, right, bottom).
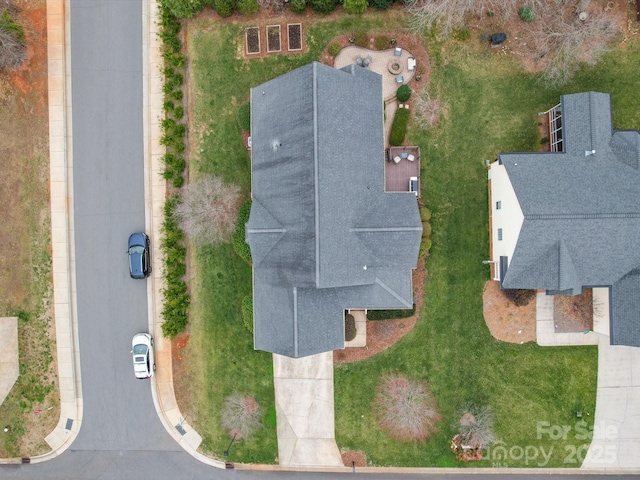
<box><xmin>131</xmin><ymin>333</ymin><xmax>155</xmax><ymax>379</ymax></box>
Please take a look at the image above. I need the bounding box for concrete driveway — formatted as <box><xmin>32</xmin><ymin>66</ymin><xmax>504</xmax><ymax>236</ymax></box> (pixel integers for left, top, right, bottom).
<box><xmin>581</xmin><ymin>338</ymin><xmax>640</xmax><ymax>471</ymax></box>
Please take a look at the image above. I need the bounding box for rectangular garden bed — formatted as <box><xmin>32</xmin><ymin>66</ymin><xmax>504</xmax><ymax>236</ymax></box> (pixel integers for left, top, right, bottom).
<box><xmin>266</xmin><ymin>25</ymin><xmax>281</xmax><ymax>53</ymax></box>
<box><xmin>245</xmin><ymin>27</ymin><xmax>260</xmax><ymax>55</ymax></box>
<box><xmin>287</xmin><ymin>23</ymin><xmax>302</xmax><ymax>51</ymax></box>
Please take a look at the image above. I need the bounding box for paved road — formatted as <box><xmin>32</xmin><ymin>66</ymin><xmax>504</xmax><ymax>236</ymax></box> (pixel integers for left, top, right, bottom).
<box><xmin>69</xmin><ymin>0</ymin><xmax>176</xmax><ymax>452</ymax></box>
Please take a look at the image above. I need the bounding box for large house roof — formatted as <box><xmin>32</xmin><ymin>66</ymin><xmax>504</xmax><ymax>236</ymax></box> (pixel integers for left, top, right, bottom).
<box><xmin>499</xmin><ymin>92</ymin><xmax>640</xmax><ymax>346</ymax></box>
<box><xmin>246</xmin><ymin>62</ymin><xmax>422</xmax><ymax>358</ymax></box>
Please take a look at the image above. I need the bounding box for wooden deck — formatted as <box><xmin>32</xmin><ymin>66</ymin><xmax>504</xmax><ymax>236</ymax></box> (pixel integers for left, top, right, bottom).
<box><xmin>385</xmin><ymin>146</ymin><xmax>420</xmax><ymax>196</ymax></box>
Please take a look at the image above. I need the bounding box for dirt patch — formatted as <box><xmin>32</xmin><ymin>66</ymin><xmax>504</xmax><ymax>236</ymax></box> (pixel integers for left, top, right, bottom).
<box><xmin>482</xmin><ymin>281</ymin><xmax>536</xmax><ymax>344</ymax></box>
<box><xmin>341</xmin><ymin>450</ymin><xmax>366</xmax><ymax>467</ymax></box>
<box><xmin>334</xmin><ymin>257</ymin><xmax>426</xmax><ymax>364</ymax></box>
<box><xmin>0</xmin><ymin>0</ymin><xmax>57</xmax><ymax>458</ymax></box>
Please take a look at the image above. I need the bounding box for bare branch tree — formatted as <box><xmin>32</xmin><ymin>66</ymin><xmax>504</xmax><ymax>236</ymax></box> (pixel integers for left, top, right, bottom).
<box><xmin>221</xmin><ymin>393</ymin><xmax>262</xmax><ymax>439</ymax></box>
<box><xmin>405</xmin><ymin>0</ymin><xmax>565</xmax><ymax>37</ymax></box>
<box><xmin>172</xmin><ymin>175</ymin><xmax>242</xmax><ymax>245</ymax></box>
<box><xmin>372</xmin><ymin>373</ymin><xmax>440</xmax><ymax>442</ymax></box>
<box><xmin>413</xmin><ymin>91</ymin><xmax>447</xmax><ymax>130</ymax></box>
<box><xmin>528</xmin><ymin>6</ymin><xmax>619</xmax><ymax>86</ymax></box>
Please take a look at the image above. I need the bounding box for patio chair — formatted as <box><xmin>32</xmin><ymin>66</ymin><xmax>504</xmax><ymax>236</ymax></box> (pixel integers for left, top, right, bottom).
<box><xmin>407</xmin><ymin>154</ymin><xmax>415</xmax><ymax>162</ymax></box>
<box><xmin>394</xmin><ymin>47</ymin><xmax>402</xmax><ymax>56</ymax></box>
<box><xmin>393</xmin><ymin>156</ymin><xmax>401</xmax><ymax>164</ymax></box>
<box><xmin>395</xmin><ymin>75</ymin><xmax>404</xmax><ymax>84</ymax></box>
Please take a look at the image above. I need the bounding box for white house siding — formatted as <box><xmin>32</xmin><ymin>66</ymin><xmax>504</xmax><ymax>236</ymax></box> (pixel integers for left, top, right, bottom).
<box><xmin>489</xmin><ymin>162</ymin><xmax>524</xmax><ymax>281</ymax></box>
<box><xmin>592</xmin><ymin>287</ymin><xmax>611</xmax><ymax>337</ymax></box>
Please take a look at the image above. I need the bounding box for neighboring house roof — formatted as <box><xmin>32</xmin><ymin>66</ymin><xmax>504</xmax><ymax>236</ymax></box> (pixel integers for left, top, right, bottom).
<box><xmin>246</xmin><ymin>62</ymin><xmax>422</xmax><ymax>358</ymax></box>
<box><xmin>497</xmin><ymin>91</ymin><xmax>640</xmax><ymax>346</ymax></box>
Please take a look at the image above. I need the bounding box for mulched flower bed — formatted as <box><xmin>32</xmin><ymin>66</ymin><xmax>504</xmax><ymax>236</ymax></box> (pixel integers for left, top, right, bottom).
<box><xmin>287</xmin><ymin>23</ymin><xmax>302</xmax><ymax>51</ymax></box>
<box><xmin>267</xmin><ymin>25</ymin><xmax>281</xmax><ymax>52</ymax></box>
<box><xmin>246</xmin><ymin>26</ymin><xmax>260</xmax><ymax>54</ymax></box>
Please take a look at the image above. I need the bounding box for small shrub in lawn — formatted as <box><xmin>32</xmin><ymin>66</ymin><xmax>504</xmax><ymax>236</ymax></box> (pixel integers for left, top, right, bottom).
<box><xmin>163</xmin><ymin>100</ymin><xmax>175</xmax><ymax>112</ymax></box>
<box><xmin>519</xmin><ymin>6</ymin><xmax>535</xmax><ymax>22</ymax></box>
<box><xmin>344</xmin><ymin>313</ymin><xmax>356</xmax><ymax>341</ymax></box>
<box><xmin>389</xmin><ymin>108</ymin><xmax>409</xmax><ymax>146</ymax></box>
<box><xmin>419</xmin><ymin>206</ymin><xmax>431</xmax><ymax>221</ymax></box>
<box><xmin>236</xmin><ymin>102</ymin><xmax>251</xmax><ymax>131</ymax></box>
<box><xmin>238</xmin><ymin>0</ymin><xmax>259</xmax><ymax>16</ymax></box>
<box><xmin>367</xmin><ymin>305</ymin><xmax>415</xmax><ymax>320</ymax></box>
<box><xmin>374</xmin><ymin>35</ymin><xmax>389</xmax><ymax>50</ymax></box>
<box><xmin>343</xmin><ymin>0</ymin><xmax>367</xmax><ymax>14</ymax></box>
<box><xmin>328</xmin><ymin>42</ymin><xmax>341</xmax><ymax>56</ymax></box>
<box><xmin>241</xmin><ymin>295</ymin><xmax>254</xmax><ymax>333</ymax></box>
<box><xmin>289</xmin><ymin>0</ymin><xmax>307</xmax><ymax>13</ymax></box>
<box><xmin>354</xmin><ymin>30</ymin><xmax>368</xmax><ymax>47</ymax></box>
<box><xmin>419</xmin><ymin>238</ymin><xmax>431</xmax><ymax>258</ymax></box>
<box><xmin>453</xmin><ymin>402</ymin><xmax>496</xmax><ymax>450</ymax></box>
<box><xmin>396</xmin><ymin>84</ymin><xmax>411</xmax><ymax>102</ymax></box>
<box><xmin>162</xmin><ymin>0</ymin><xmax>208</xmax><ymax>18</ymax></box>
<box><xmin>310</xmin><ymin>0</ymin><xmax>336</xmax><ymax>13</ymax></box>
<box><xmin>233</xmin><ymin>198</ymin><xmax>252</xmax><ymax>263</ymax></box>
<box><xmin>172</xmin><ymin>105</ymin><xmax>184</xmax><ymax>119</ymax></box>
<box><xmin>215</xmin><ymin>0</ymin><xmax>236</xmax><ymax>17</ymax></box>
<box><xmin>372</xmin><ymin>373</ymin><xmax>440</xmax><ymax>442</ymax></box>
<box><xmin>368</xmin><ymin>0</ymin><xmax>393</xmax><ymax>10</ymax></box>
<box><xmin>172</xmin><ymin>175</ymin><xmax>185</xmax><ymax>188</ymax></box>
<box><xmin>221</xmin><ymin>393</ymin><xmax>263</xmax><ymax>439</ymax></box>
<box><xmin>502</xmin><ymin>288</ymin><xmax>536</xmax><ymax>306</ymax></box>
<box><xmin>171</xmin><ymin>89</ymin><xmax>184</xmax><ymax>101</ymax></box>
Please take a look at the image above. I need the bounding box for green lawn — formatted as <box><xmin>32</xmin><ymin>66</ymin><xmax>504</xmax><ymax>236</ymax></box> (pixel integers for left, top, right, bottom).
<box><xmin>182</xmin><ymin>11</ymin><xmax>640</xmax><ymax>466</ymax></box>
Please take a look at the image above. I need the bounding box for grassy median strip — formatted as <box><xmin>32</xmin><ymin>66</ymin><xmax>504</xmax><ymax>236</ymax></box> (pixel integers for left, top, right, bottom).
<box><xmin>182</xmin><ymin>11</ymin><xmax>640</xmax><ymax>466</ymax></box>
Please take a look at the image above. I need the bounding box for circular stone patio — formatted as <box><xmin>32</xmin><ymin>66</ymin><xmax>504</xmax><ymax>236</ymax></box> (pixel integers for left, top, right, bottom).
<box><xmin>334</xmin><ymin>45</ymin><xmax>416</xmax><ymax>101</ymax></box>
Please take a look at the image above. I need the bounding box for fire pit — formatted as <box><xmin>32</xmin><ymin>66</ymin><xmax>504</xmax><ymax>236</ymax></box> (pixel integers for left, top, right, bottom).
<box><xmin>387</xmin><ymin>59</ymin><xmax>402</xmax><ymax>75</ymax></box>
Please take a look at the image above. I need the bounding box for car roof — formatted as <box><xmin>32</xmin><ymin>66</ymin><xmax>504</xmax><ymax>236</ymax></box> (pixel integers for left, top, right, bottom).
<box><xmin>128</xmin><ymin>232</ymin><xmax>148</xmax><ymax>248</ymax></box>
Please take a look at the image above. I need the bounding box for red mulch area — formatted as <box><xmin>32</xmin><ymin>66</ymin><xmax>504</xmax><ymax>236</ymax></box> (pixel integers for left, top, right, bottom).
<box><xmin>334</xmin><ymin>258</ymin><xmax>426</xmax><ymax>364</ymax></box>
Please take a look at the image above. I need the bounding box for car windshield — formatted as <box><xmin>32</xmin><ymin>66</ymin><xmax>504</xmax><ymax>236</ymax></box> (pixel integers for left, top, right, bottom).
<box><xmin>133</xmin><ymin>344</ymin><xmax>148</xmax><ymax>355</ymax></box>
<box><xmin>129</xmin><ymin>245</ymin><xmax>145</xmax><ymax>254</ymax></box>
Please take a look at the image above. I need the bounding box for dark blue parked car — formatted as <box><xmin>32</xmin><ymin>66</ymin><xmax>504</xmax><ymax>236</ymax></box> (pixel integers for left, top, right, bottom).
<box><xmin>127</xmin><ymin>232</ymin><xmax>151</xmax><ymax>279</ymax></box>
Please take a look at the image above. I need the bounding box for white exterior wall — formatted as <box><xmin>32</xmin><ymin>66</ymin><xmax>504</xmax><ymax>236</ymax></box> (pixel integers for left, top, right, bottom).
<box><xmin>489</xmin><ymin>162</ymin><xmax>524</xmax><ymax>280</ymax></box>
<box><xmin>592</xmin><ymin>287</ymin><xmax>611</xmax><ymax>337</ymax></box>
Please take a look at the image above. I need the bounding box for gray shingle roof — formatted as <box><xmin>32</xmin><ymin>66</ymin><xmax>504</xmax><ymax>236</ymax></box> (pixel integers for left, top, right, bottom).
<box><xmin>499</xmin><ymin>92</ymin><xmax>640</xmax><ymax>346</ymax></box>
<box><xmin>247</xmin><ymin>62</ymin><xmax>422</xmax><ymax>358</ymax></box>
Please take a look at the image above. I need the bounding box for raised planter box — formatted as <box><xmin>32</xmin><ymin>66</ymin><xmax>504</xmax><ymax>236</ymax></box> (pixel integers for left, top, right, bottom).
<box><xmin>245</xmin><ymin>27</ymin><xmax>260</xmax><ymax>55</ymax></box>
<box><xmin>287</xmin><ymin>23</ymin><xmax>302</xmax><ymax>51</ymax></box>
<box><xmin>266</xmin><ymin>25</ymin><xmax>281</xmax><ymax>53</ymax></box>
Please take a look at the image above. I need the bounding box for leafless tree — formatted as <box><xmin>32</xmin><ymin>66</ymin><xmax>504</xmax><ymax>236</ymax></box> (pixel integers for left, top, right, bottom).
<box><xmin>453</xmin><ymin>402</ymin><xmax>496</xmax><ymax>448</ymax></box>
<box><xmin>405</xmin><ymin>0</ymin><xmax>563</xmax><ymax>37</ymax></box>
<box><xmin>372</xmin><ymin>373</ymin><xmax>440</xmax><ymax>442</ymax></box>
<box><xmin>414</xmin><ymin>91</ymin><xmax>447</xmax><ymax>130</ymax></box>
<box><xmin>529</xmin><ymin>5</ymin><xmax>619</xmax><ymax>86</ymax></box>
<box><xmin>172</xmin><ymin>175</ymin><xmax>241</xmax><ymax>245</ymax></box>
<box><xmin>0</xmin><ymin>26</ymin><xmax>27</xmax><ymax>71</ymax></box>
<box><xmin>221</xmin><ymin>393</ymin><xmax>262</xmax><ymax>439</ymax></box>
